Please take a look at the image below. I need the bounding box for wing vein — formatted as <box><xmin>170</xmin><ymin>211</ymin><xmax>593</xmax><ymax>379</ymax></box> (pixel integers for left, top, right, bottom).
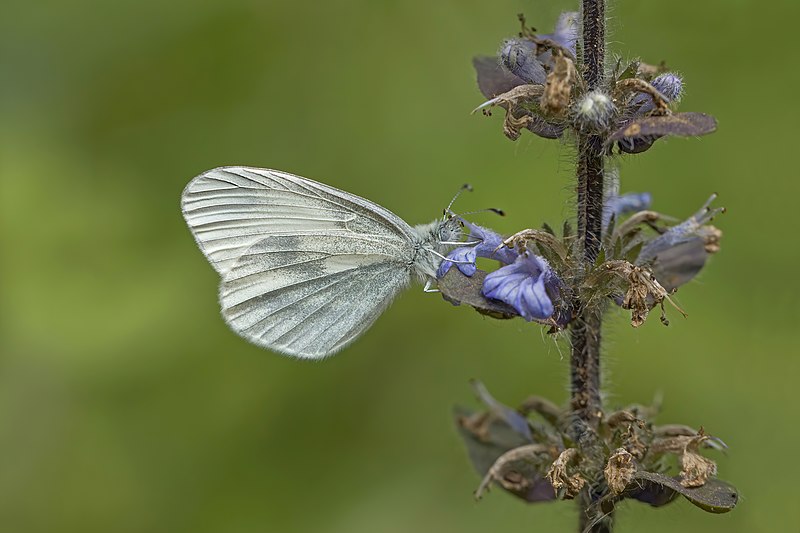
<box><xmin>238</xmin><ymin>267</ymin><xmax>364</xmax><ymax>334</ymax></box>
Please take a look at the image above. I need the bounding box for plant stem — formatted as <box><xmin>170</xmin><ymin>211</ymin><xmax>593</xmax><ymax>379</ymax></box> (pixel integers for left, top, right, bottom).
<box><xmin>571</xmin><ymin>0</ymin><xmax>609</xmax><ymax>531</ymax></box>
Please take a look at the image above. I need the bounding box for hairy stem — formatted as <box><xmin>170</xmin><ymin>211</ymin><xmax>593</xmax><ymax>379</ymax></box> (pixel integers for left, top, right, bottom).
<box><xmin>581</xmin><ymin>1</ymin><xmax>605</xmax><ymax>92</ymax></box>
<box><xmin>569</xmin><ymin>307</ymin><xmax>602</xmax><ymax>425</ymax></box>
<box><xmin>571</xmin><ymin>0</ymin><xmax>609</xmax><ymax>532</ymax></box>
<box><xmin>572</xmin><ymin>0</ymin><xmax>605</xmax><ymax>439</ymax></box>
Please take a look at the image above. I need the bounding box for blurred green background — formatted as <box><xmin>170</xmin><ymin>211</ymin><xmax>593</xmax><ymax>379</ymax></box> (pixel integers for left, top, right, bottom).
<box><xmin>1</xmin><ymin>0</ymin><xmax>797</xmax><ymax>532</ymax></box>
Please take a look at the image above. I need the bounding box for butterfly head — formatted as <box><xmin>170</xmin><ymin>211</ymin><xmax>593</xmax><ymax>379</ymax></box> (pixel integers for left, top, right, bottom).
<box><xmin>410</xmin><ymin>185</ymin><xmax>505</xmax><ymax>281</ymax></box>
<box><xmin>436</xmin><ymin>183</ymin><xmax>505</xmax><ymax>248</ymax></box>
<box><xmin>437</xmin><ymin>212</ymin><xmax>465</xmax><ymax>243</ymax></box>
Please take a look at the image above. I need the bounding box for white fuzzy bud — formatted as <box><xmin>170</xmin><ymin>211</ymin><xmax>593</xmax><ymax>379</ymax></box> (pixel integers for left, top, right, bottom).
<box><xmin>573</xmin><ymin>90</ymin><xmax>617</xmax><ymax>132</ymax></box>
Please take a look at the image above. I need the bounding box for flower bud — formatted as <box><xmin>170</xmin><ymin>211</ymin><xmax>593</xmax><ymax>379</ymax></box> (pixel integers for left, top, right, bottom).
<box><xmin>634</xmin><ymin>73</ymin><xmax>683</xmax><ymax>115</ymax></box>
<box><xmin>500</xmin><ymin>39</ymin><xmax>546</xmax><ymax>85</ymax></box>
<box><xmin>652</xmin><ymin>73</ymin><xmax>683</xmax><ymax>102</ymax></box>
<box><xmin>574</xmin><ymin>90</ymin><xmax>617</xmax><ymax>132</ymax></box>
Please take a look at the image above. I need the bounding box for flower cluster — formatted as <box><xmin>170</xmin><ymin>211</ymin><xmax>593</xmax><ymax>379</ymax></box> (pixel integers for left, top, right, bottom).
<box><xmin>456</xmin><ymin>381</ymin><xmax>738</xmax><ymax>512</ymax></box>
<box><xmin>499</xmin><ymin>12</ymin><xmax>579</xmax><ymax>85</ymax></box>
<box><xmin>438</xmin><ymin>191</ymin><xmax>722</xmax><ymax>330</ymax></box>
<box><xmin>448</xmin><ymin>7</ymin><xmax>736</xmax><ymax>528</ymax></box>
<box><xmin>472</xmin><ymin>13</ymin><xmax>716</xmax><ymax>152</ymax></box>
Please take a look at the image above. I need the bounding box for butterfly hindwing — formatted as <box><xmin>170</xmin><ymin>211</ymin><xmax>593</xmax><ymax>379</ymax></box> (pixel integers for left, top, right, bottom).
<box><xmin>220</xmin><ymin>235</ymin><xmax>410</xmax><ymax>358</ymax></box>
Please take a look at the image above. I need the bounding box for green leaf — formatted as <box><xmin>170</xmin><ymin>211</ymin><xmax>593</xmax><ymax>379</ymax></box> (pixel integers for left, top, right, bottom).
<box><xmin>617</xmin><ymin>60</ymin><xmax>640</xmax><ymax>81</ymax></box>
<box><xmin>594</xmin><ymin>246</ymin><xmax>607</xmax><ymax>267</ymax></box>
<box><xmin>625</xmin><ymin>241</ymin><xmax>644</xmax><ymax>263</ymax></box>
<box><xmin>562</xmin><ymin>220</ymin><xmax>573</xmax><ymax>239</ymax></box>
<box><xmin>612</xmin><ymin>236</ymin><xmax>624</xmax><ymax>261</ymax></box>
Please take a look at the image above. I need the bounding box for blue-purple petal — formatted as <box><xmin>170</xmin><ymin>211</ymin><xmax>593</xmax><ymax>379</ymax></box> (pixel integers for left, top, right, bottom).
<box><xmin>482</xmin><ymin>254</ymin><xmax>558</xmax><ymax>321</ymax></box>
<box><xmin>467</xmin><ymin>222</ymin><xmax>518</xmax><ymax>265</ymax></box>
<box><xmin>603</xmin><ymin>192</ymin><xmax>652</xmax><ymax>230</ymax></box>
<box><xmin>539</xmin><ymin>12</ymin><xmax>579</xmax><ymax>56</ymax></box>
<box><xmin>523</xmin><ymin>277</ymin><xmax>553</xmax><ymax>318</ymax></box>
<box><xmin>438</xmin><ymin>246</ymin><xmax>477</xmax><ymax>278</ymax></box>
<box><xmin>437</xmin><ymin>221</ymin><xmax>520</xmax><ymax>279</ymax></box>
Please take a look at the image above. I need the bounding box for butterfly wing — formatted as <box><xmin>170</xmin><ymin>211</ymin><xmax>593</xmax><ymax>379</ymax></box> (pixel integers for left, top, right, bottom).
<box><xmin>182</xmin><ymin>166</ymin><xmax>416</xmax><ymax>359</ymax></box>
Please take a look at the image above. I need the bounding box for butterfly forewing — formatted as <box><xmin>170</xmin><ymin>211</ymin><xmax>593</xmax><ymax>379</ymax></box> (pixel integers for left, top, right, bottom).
<box><xmin>181</xmin><ymin>167</ymin><xmax>414</xmax><ymax>275</ymax></box>
<box><xmin>182</xmin><ymin>167</ymin><xmax>418</xmax><ymax>358</ymax></box>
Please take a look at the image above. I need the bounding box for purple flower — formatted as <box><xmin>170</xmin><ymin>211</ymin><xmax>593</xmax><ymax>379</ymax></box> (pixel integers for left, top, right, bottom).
<box><xmin>482</xmin><ymin>254</ymin><xmax>558</xmax><ymax>321</ymax></box>
<box><xmin>473</xmin><ymin>11</ymin><xmax>579</xmax><ymax>97</ymax></box>
<box><xmin>492</xmin><ymin>11</ymin><xmax>579</xmax><ymax>90</ymax></box>
<box><xmin>538</xmin><ymin>12</ymin><xmax>579</xmax><ymax>56</ymax></box>
<box><xmin>637</xmin><ymin>194</ymin><xmax>722</xmax><ymax>265</ymax></box>
<box><xmin>437</xmin><ymin>221</ymin><xmax>517</xmax><ymax>278</ymax></box>
<box><xmin>498</xmin><ymin>12</ymin><xmax>579</xmax><ymax>83</ymax></box>
<box><xmin>636</xmin><ymin>194</ymin><xmax>724</xmax><ymax>292</ymax></box>
<box><xmin>603</xmin><ymin>191</ymin><xmax>652</xmax><ymax>230</ymax></box>
<box><xmin>438</xmin><ymin>222</ymin><xmax>570</xmax><ymax>325</ymax></box>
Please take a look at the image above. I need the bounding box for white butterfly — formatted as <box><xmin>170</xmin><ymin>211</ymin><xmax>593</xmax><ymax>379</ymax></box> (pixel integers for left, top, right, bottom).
<box><xmin>181</xmin><ymin>166</ymin><xmax>467</xmax><ymax>359</ymax></box>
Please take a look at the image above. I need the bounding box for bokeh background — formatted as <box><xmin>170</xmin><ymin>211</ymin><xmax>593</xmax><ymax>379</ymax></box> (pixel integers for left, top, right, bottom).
<box><xmin>2</xmin><ymin>0</ymin><xmax>797</xmax><ymax>532</ymax></box>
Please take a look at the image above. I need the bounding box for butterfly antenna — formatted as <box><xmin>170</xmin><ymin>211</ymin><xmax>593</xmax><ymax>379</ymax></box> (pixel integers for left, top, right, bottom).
<box><xmin>459</xmin><ymin>207</ymin><xmax>506</xmax><ymax>217</ymax></box>
<box><xmin>444</xmin><ymin>184</ymin><xmax>473</xmax><ymax>217</ymax></box>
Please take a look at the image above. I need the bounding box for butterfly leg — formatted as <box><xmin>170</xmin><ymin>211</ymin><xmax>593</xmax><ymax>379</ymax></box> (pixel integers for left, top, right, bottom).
<box><xmin>423</xmin><ymin>280</ymin><xmax>440</xmax><ymax>293</ymax></box>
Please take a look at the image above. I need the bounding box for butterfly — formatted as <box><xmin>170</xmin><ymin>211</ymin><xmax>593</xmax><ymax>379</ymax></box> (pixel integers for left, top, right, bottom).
<box><xmin>181</xmin><ymin>166</ymin><xmax>469</xmax><ymax>359</ymax></box>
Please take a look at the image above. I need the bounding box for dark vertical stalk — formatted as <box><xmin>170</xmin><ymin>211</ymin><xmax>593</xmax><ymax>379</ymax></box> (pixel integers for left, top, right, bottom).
<box><xmin>571</xmin><ymin>0</ymin><xmax>609</xmax><ymax>532</ymax></box>
<box><xmin>571</xmin><ymin>132</ymin><xmax>604</xmax><ymax>426</ymax></box>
